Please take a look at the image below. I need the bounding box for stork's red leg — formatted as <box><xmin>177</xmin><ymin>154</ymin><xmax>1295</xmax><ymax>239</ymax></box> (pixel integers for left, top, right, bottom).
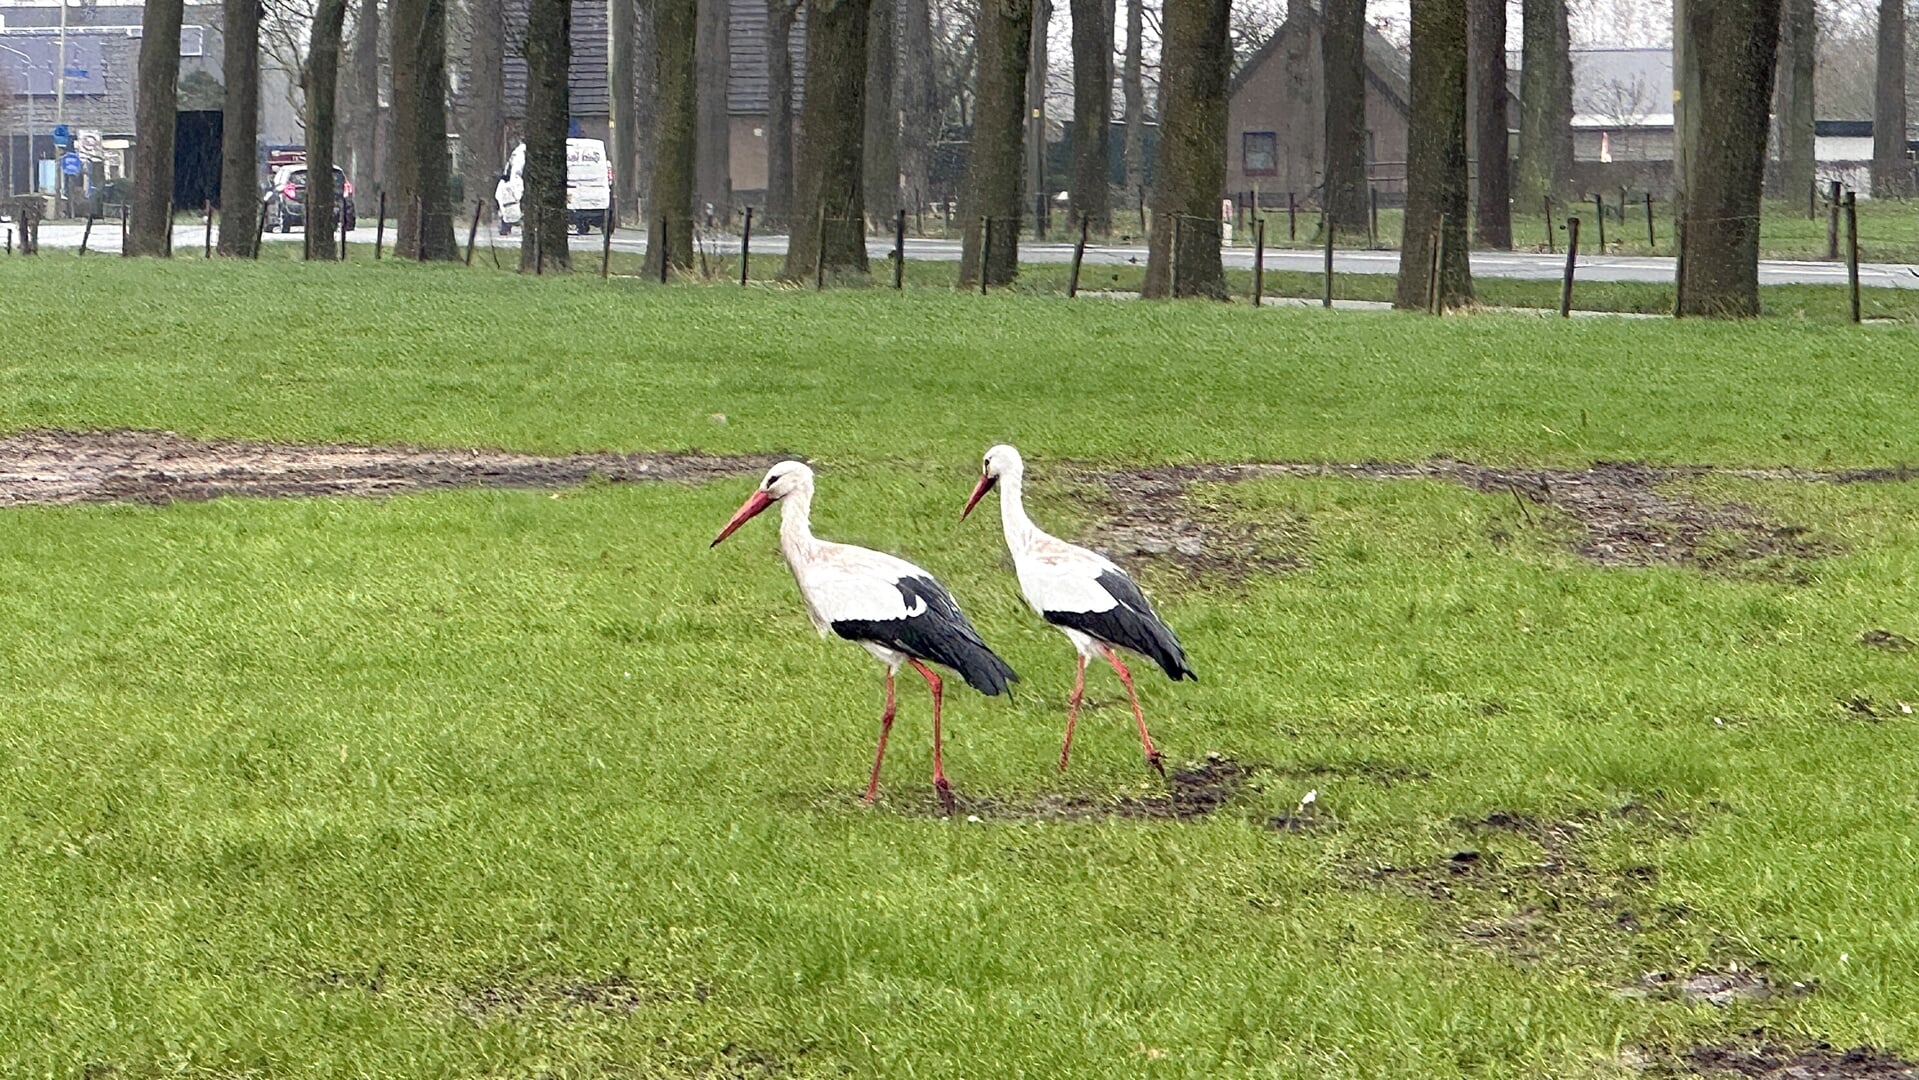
<box><xmin>908</xmin><ymin>659</ymin><xmax>955</xmax><ymax>815</ymax></box>
<box><xmin>1058</xmin><ymin>654</ymin><xmax>1089</xmax><ymax>772</ymax></box>
<box><xmin>1104</xmin><ymin>647</ymin><xmax>1166</xmax><ymax>778</ymax></box>
<box><xmin>863</xmin><ymin>669</ymin><xmax>898</xmax><ymax>805</ymax></box>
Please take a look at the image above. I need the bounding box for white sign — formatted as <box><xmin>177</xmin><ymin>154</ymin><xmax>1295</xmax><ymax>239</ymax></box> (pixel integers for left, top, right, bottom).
<box><xmin>77</xmin><ymin>130</ymin><xmax>103</xmax><ymax>161</ymax></box>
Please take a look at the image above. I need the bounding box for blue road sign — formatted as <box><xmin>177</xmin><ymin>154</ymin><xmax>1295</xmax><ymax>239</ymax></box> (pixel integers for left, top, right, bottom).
<box><xmin>52</xmin><ymin>124</ymin><xmax>71</xmax><ymax>147</ymax></box>
<box><xmin>61</xmin><ymin>152</ymin><xmax>81</xmax><ymax>176</ymax></box>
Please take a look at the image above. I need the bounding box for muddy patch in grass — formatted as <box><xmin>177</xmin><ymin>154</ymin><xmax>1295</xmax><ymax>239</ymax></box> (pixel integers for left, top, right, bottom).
<box><xmin>1859</xmin><ymin>629</ymin><xmax>1915</xmax><ymax>652</ymax></box>
<box><xmin>899</xmin><ymin>753</ymin><xmax>1262</xmax><ymax>822</ymax></box>
<box><xmin>1687</xmin><ymin>1040</ymin><xmax>1919</xmax><ymax>1079</ymax></box>
<box><xmin>0</xmin><ymin>429</ymin><xmax>776</xmax><ymax>507</ymax></box>
<box><xmin>1066</xmin><ymin>459</ymin><xmax>1853</xmax><ymax>577</ymax></box>
<box><xmin>1620</xmin><ymin>965</ymin><xmax>1810</xmax><ymax>1007</ymax></box>
<box><xmin>451</xmin><ymin>971</ymin><xmax>710</xmax><ymax>1023</ymax></box>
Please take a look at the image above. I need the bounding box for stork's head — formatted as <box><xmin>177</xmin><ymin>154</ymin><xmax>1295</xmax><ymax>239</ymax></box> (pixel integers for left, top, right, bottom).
<box><xmin>962</xmin><ymin>444</ymin><xmax>1023</xmax><ymax>521</ymax></box>
<box><xmin>711</xmin><ymin>460</ymin><xmax>812</xmax><ymax>547</ymax></box>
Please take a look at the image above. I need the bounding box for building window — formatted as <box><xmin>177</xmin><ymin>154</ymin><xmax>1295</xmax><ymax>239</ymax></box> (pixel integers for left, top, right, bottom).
<box><xmin>1242</xmin><ymin>131</ymin><xmax>1277</xmax><ymax>176</ymax></box>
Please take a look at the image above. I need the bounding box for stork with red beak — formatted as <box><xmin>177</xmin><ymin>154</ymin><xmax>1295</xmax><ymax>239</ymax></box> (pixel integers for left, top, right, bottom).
<box><xmin>713</xmin><ymin>460</ymin><xmax>1018</xmax><ymax>813</ymax></box>
<box><xmin>962</xmin><ymin>445</ymin><xmax>1194</xmax><ymax>776</ymax></box>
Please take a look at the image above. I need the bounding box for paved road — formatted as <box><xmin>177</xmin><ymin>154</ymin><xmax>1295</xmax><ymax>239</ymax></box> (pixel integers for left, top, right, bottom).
<box><xmin>20</xmin><ymin>218</ymin><xmax>1919</xmax><ymax>290</ymax></box>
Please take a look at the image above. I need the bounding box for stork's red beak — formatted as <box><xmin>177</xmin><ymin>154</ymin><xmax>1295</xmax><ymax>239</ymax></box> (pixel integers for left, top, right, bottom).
<box><xmin>711</xmin><ymin>489</ymin><xmax>775</xmax><ymax>547</ymax></box>
<box><xmin>960</xmin><ymin>473</ymin><xmax>997</xmax><ymax>522</ymax></box>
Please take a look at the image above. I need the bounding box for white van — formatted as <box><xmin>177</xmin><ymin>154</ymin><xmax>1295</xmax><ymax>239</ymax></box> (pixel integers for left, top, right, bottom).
<box><xmin>495</xmin><ymin>138</ymin><xmax>614</xmax><ymax>235</ymax></box>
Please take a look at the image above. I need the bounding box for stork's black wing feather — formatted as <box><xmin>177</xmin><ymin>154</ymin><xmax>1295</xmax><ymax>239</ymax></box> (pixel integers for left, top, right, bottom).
<box><xmin>832</xmin><ymin>576</ymin><xmax>1020</xmax><ymax>695</ymax></box>
<box><xmin>1043</xmin><ymin>569</ymin><xmax>1196</xmax><ymax>681</ymax></box>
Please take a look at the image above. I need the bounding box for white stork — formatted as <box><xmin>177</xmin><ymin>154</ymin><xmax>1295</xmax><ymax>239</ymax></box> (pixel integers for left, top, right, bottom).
<box><xmin>712</xmin><ymin>460</ymin><xmax>1018</xmax><ymax>813</ymax></box>
<box><xmin>961</xmin><ymin>444</ymin><xmax>1194</xmax><ymax>777</ymax></box>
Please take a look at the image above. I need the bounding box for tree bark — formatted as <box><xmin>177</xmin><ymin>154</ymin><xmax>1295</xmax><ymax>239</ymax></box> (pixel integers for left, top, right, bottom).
<box><xmin>957</xmin><ymin>0</ymin><xmax>1033</xmax><ymax>286</ymax></box>
<box><xmin>465</xmin><ymin>0</ymin><xmax>505</xmax><ymax>222</ymax></box>
<box><xmin>347</xmin><ymin>0</ymin><xmax>382</xmax><ymax>201</ymax></box>
<box><xmin>1322</xmin><ymin>0</ymin><xmax>1369</xmax><ymax>230</ymax></box>
<box><xmin>1026</xmin><ymin>0</ymin><xmax>1050</xmax><ymax>234</ymax></box>
<box><xmin>1768</xmin><ymin>0</ymin><xmax>1813</xmax><ymax>201</ymax></box>
<box><xmin>764</xmin><ymin>0</ymin><xmax>799</xmax><ymax>228</ymax></box>
<box><xmin>865</xmin><ymin>0</ymin><xmax>900</xmax><ymax>223</ymax></box>
<box><xmin>1121</xmin><ymin>0</ymin><xmax>1144</xmax><ymax>204</ymax></box>
<box><xmin>1141</xmin><ymin>0</ymin><xmax>1228</xmax><ymax>298</ymax></box>
<box><xmin>1394</xmin><ymin>0</ymin><xmax>1472</xmax><ymax>309</ymax></box>
<box><xmin>128</xmin><ymin>0</ymin><xmax>186</xmax><ymax>257</ymax></box>
<box><xmin>898</xmin><ymin>0</ymin><xmax>938</xmax><ymax>211</ymax></box>
<box><xmin>1874</xmin><ymin>0</ymin><xmax>1910</xmax><ymax>196</ymax></box>
<box><xmin>521</xmin><ymin>0</ymin><xmax>571</xmax><ymax>270</ymax></box>
<box><xmin>647</xmin><ymin>0</ymin><xmax>696</xmax><ymax>274</ymax></box>
<box><xmin>389</xmin><ymin>0</ymin><xmax>458</xmax><ymax>257</ymax></box>
<box><xmin>1514</xmin><ymin>0</ymin><xmax>1571</xmax><ymax>204</ymax></box>
<box><xmin>218</xmin><ymin>0</ymin><xmax>262</xmax><ymax>255</ymax></box>
<box><xmin>305</xmin><ymin>0</ymin><xmax>348</xmax><ymax>260</ymax></box>
<box><xmin>635</xmin><ymin>0</ymin><xmax>657</xmax><ymax>212</ymax></box>
<box><xmin>611</xmin><ymin>0</ymin><xmax>638</xmax><ymax>218</ymax></box>
<box><xmin>780</xmin><ymin>0</ymin><xmax>871</xmax><ymax>280</ymax></box>
<box><xmin>1069</xmin><ymin>0</ymin><xmax>1113</xmax><ymax>232</ymax></box>
<box><xmin>1678</xmin><ymin>0</ymin><xmax>1781</xmax><ymax>316</ymax></box>
<box><xmin>696</xmin><ymin>0</ymin><xmax>731</xmax><ymax>221</ymax></box>
<box><xmin>1469</xmin><ymin>0</ymin><xmax>1511</xmax><ymax>247</ymax></box>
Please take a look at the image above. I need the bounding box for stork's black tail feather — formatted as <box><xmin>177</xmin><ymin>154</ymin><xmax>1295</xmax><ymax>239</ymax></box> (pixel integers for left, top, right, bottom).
<box><xmin>830</xmin><ymin>575</ymin><xmax>1021</xmax><ymax>696</ymax></box>
<box><xmin>1044</xmin><ymin>569</ymin><xmax>1196</xmax><ymax>682</ymax></box>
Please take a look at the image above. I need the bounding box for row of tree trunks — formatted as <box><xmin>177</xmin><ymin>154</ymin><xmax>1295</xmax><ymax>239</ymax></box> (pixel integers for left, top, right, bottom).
<box><xmin>1321</xmin><ymin>0</ymin><xmax>1368</xmax><ymax>232</ymax></box>
<box><xmin>898</xmin><ymin>0</ymin><xmax>939</xmax><ymax>215</ymax></box>
<box><xmin>465</xmin><ymin>0</ymin><xmax>506</xmax><ymax>222</ymax></box>
<box><xmin>696</xmin><ymin>0</ymin><xmax>732</xmax><ymax>221</ymax></box>
<box><xmin>521</xmin><ymin>0</ymin><xmax>573</xmax><ymax>271</ymax></box>
<box><xmin>864</xmin><ymin>0</ymin><xmax>899</xmax><ymax>222</ymax></box>
<box><xmin>128</xmin><ymin>0</ymin><xmax>186</xmax><ymax>257</ymax></box>
<box><xmin>1468</xmin><ymin>0</ymin><xmax>1511</xmax><ymax>249</ymax></box>
<box><xmin>304</xmin><ymin>0</ymin><xmax>349</xmax><ymax>261</ymax></box>
<box><xmin>1768</xmin><ymin>0</ymin><xmax>1814</xmax><ymax>201</ymax></box>
<box><xmin>647</xmin><ymin>0</ymin><xmax>697</xmax><ymax>275</ymax></box>
<box><xmin>1141</xmin><ymin>0</ymin><xmax>1228</xmax><ymax>298</ymax></box>
<box><xmin>1069</xmin><ymin>0</ymin><xmax>1113</xmax><ymax>233</ymax></box>
<box><xmin>1394</xmin><ymin>0</ymin><xmax>1472</xmax><ymax>310</ymax></box>
<box><xmin>1873</xmin><ymin>0</ymin><xmax>1911</xmax><ymax>197</ymax></box>
<box><xmin>1514</xmin><ymin>0</ymin><xmax>1571</xmax><ymax>204</ymax></box>
<box><xmin>780</xmin><ymin>0</ymin><xmax>871</xmax><ymax>280</ymax></box>
<box><xmin>957</xmin><ymin>0</ymin><xmax>1034</xmax><ymax>286</ymax></box>
<box><xmin>389</xmin><ymin>0</ymin><xmax>458</xmax><ymax>258</ymax></box>
<box><xmin>217</xmin><ymin>0</ymin><xmax>262</xmax><ymax>256</ymax></box>
<box><xmin>348</xmin><ymin>0</ymin><xmax>382</xmax><ymax>198</ymax></box>
<box><xmin>764</xmin><ymin>0</ymin><xmax>800</xmax><ymax>228</ymax></box>
<box><xmin>1121</xmin><ymin>0</ymin><xmax>1145</xmax><ymax>202</ymax></box>
<box><xmin>1677</xmin><ymin>0</ymin><xmax>1781</xmax><ymax>316</ymax></box>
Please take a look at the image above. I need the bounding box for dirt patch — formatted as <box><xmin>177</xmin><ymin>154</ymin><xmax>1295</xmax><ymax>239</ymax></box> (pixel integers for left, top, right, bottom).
<box><xmin>1859</xmin><ymin>629</ymin><xmax>1915</xmax><ymax>653</ymax></box>
<box><xmin>1688</xmin><ymin>1041</ymin><xmax>1919</xmax><ymax>1079</ymax></box>
<box><xmin>452</xmin><ymin>971</ymin><xmax>710</xmax><ymax>1023</ymax></box>
<box><xmin>1621</xmin><ymin>965</ymin><xmax>1810</xmax><ymax>1007</ymax></box>
<box><xmin>907</xmin><ymin>753</ymin><xmax>1261</xmax><ymax>822</ymax></box>
<box><xmin>1067</xmin><ymin>459</ymin><xmax>1848</xmax><ymax>576</ymax></box>
<box><xmin>0</xmin><ymin>429</ymin><xmax>776</xmax><ymax>507</ymax></box>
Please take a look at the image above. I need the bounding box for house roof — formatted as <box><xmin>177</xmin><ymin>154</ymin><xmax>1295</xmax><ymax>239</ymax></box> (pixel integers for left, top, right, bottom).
<box><xmin>1228</xmin><ymin>13</ymin><xmax>1412</xmax><ymax>110</ymax></box>
<box><xmin>727</xmin><ymin>0</ymin><xmax>807</xmax><ymax>114</ymax></box>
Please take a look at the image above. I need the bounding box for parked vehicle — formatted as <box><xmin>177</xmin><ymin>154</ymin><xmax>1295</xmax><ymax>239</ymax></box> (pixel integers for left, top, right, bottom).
<box><xmin>495</xmin><ymin>139</ymin><xmax>614</xmax><ymax>236</ymax></box>
<box><xmin>266</xmin><ymin>164</ymin><xmax>356</xmax><ymax>233</ymax></box>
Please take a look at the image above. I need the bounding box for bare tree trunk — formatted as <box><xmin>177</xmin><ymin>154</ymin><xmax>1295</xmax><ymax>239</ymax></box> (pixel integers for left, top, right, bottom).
<box><xmin>521</xmin><ymin>0</ymin><xmax>571</xmax><ymax>269</ymax></box>
<box><xmin>1322</xmin><ymin>0</ymin><xmax>1368</xmax><ymax>229</ymax></box>
<box><xmin>1469</xmin><ymin>0</ymin><xmax>1510</xmax><ymax>247</ymax></box>
<box><xmin>1141</xmin><ymin>0</ymin><xmax>1227</xmax><ymax>298</ymax></box>
<box><xmin>765</xmin><ymin>0</ymin><xmax>799</xmax><ymax>228</ymax></box>
<box><xmin>347</xmin><ymin>0</ymin><xmax>383</xmax><ymax>201</ymax></box>
<box><xmin>1678</xmin><ymin>0</ymin><xmax>1780</xmax><ymax>316</ymax></box>
<box><xmin>780</xmin><ymin>0</ymin><xmax>871</xmax><ymax>280</ymax></box>
<box><xmin>865</xmin><ymin>0</ymin><xmax>899</xmax><ymax>223</ymax></box>
<box><xmin>1070</xmin><ymin>0</ymin><xmax>1113</xmax><ymax>232</ymax></box>
<box><xmin>1026</xmin><ymin>0</ymin><xmax>1050</xmax><ymax>234</ymax></box>
<box><xmin>390</xmin><ymin>0</ymin><xmax>458</xmax><ymax>257</ymax></box>
<box><xmin>305</xmin><ymin>0</ymin><xmax>348</xmax><ymax>260</ymax></box>
<box><xmin>1515</xmin><ymin>0</ymin><xmax>1571</xmax><ymax>204</ymax></box>
<box><xmin>635</xmin><ymin>0</ymin><xmax>657</xmax><ymax>213</ymax></box>
<box><xmin>695</xmin><ymin>0</ymin><xmax>731</xmax><ymax>223</ymax></box>
<box><xmin>611</xmin><ymin>0</ymin><xmax>638</xmax><ymax>217</ymax></box>
<box><xmin>1395</xmin><ymin>0</ymin><xmax>1472</xmax><ymax>309</ymax></box>
<box><xmin>647</xmin><ymin>0</ymin><xmax>696</xmax><ymax>274</ymax></box>
<box><xmin>1121</xmin><ymin>0</ymin><xmax>1144</xmax><ymax>202</ymax></box>
<box><xmin>958</xmin><ymin>0</ymin><xmax>1033</xmax><ymax>286</ymax></box>
<box><xmin>1874</xmin><ymin>0</ymin><xmax>1911</xmax><ymax>196</ymax></box>
<box><xmin>898</xmin><ymin>0</ymin><xmax>937</xmax><ymax>211</ymax></box>
<box><xmin>465</xmin><ymin>0</ymin><xmax>505</xmax><ymax>221</ymax></box>
<box><xmin>218</xmin><ymin>0</ymin><xmax>262</xmax><ymax>255</ymax></box>
<box><xmin>128</xmin><ymin>0</ymin><xmax>185</xmax><ymax>257</ymax></box>
<box><xmin>1769</xmin><ymin>0</ymin><xmax>1814</xmax><ymax>200</ymax></box>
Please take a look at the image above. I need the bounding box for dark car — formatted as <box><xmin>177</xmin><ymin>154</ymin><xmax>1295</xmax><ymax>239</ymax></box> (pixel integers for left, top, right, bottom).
<box><xmin>266</xmin><ymin>164</ymin><xmax>356</xmax><ymax>232</ymax></box>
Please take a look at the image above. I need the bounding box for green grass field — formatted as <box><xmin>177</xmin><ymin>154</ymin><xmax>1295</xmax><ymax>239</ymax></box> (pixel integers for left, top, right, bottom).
<box><xmin>3</xmin><ymin>258</ymin><xmax>1919</xmax><ymax>1077</ymax></box>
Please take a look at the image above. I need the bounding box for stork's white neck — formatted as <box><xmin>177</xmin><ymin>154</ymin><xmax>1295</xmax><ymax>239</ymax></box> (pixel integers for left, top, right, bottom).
<box><xmin>778</xmin><ymin>480</ymin><xmax>817</xmax><ymax>566</ymax></box>
<box><xmin>995</xmin><ymin>465</ymin><xmax>1048</xmax><ymax>554</ymax></box>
